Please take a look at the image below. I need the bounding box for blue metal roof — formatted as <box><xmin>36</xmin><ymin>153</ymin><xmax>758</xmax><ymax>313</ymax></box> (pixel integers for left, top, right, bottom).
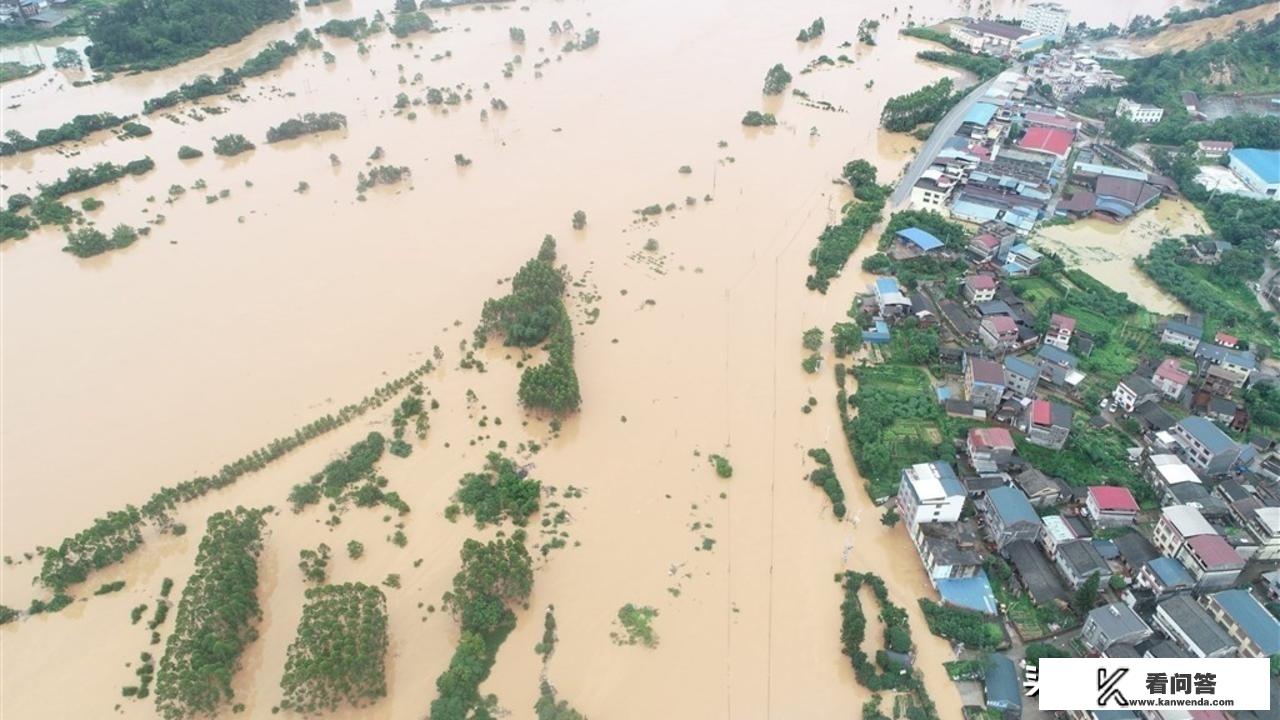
<box><xmin>896</xmin><ymin>227</ymin><xmax>944</xmax><ymax>251</ymax></box>
<box><xmin>1178</xmin><ymin>416</ymin><xmax>1237</xmax><ymax>455</ymax></box>
<box><xmin>1212</xmin><ymin>589</ymin><xmax>1280</xmax><ymax>655</ymax></box>
<box><xmin>1036</xmin><ymin>344</ymin><xmax>1078</xmax><ymax>367</ymax></box>
<box><xmin>1165</xmin><ymin>319</ymin><xmax>1202</xmax><ymax>338</ymax></box>
<box><xmin>1230</xmin><ymin>148</ymin><xmax>1280</xmax><ymax>184</ymax></box>
<box><xmin>1147</xmin><ymin>557</ymin><xmax>1193</xmax><ymax>587</ymax></box>
<box><xmin>1004</xmin><ymin>355</ymin><xmax>1038</xmax><ymax>379</ymax></box>
<box><xmin>985</xmin><ymin>654</ymin><xmax>1022</xmax><ymax>711</ymax></box>
<box><xmin>963</xmin><ymin>102</ymin><xmax>998</xmax><ymax>127</ymax></box>
<box><xmin>952</xmin><ymin>199</ymin><xmax>1001</xmax><ymax>222</ymax></box>
<box><xmin>987</xmin><ymin>486</ymin><xmax>1040</xmax><ymax>526</ymax></box>
<box><xmin>932</xmin><ymin>461</ymin><xmax>965</xmax><ymax>497</ymax></box>
<box><xmin>938</xmin><ymin>572</ymin><xmax>998</xmax><ymax>615</ymax></box>
<box><xmin>875</xmin><ymin>277</ymin><xmax>900</xmax><ymax>294</ymax></box>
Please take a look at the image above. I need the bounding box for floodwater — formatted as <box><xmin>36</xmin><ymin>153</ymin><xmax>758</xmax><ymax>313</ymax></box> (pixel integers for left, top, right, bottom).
<box><xmin>1</xmin><ymin>1</ymin><xmax>1187</xmax><ymax>718</ymax></box>
<box><xmin>1034</xmin><ymin>197</ymin><xmax>1205</xmax><ymax>314</ymax></box>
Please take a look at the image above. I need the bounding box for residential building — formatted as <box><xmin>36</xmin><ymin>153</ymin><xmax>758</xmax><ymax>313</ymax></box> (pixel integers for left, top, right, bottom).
<box><xmin>1176</xmin><ymin>534</ymin><xmax>1244</xmax><ymax>589</ymax></box>
<box><xmin>1240</xmin><ymin>506</ymin><xmax>1280</xmax><ymax>561</ymax></box>
<box><xmin>909</xmin><ymin>175</ymin><xmax>953</xmax><ymax>211</ymax></box>
<box><xmin>1172</xmin><ymin>417</ymin><xmax>1249</xmax><ymax>476</ymax></box>
<box><xmin>898</xmin><ymin>461</ymin><xmax>966</xmax><ymax>529</ymax></box>
<box><xmin>982</xmin><ymin>486</ymin><xmax>1043</xmax><ymax>549</ymax></box>
<box><xmin>1085</xmin><ymin>486</ymin><xmax>1139</xmax><ymax>527</ymax></box>
<box><xmin>1020</xmin><ymin>399</ymin><xmax>1073</xmax><ymax>450</ymax></box>
<box><xmin>1202</xmin><ymin>590</ymin><xmax>1280</xmax><ymax>658</ymax></box>
<box><xmin>1227</xmin><ymin>148</ymin><xmax>1280</xmax><ymax>199</ymax></box>
<box><xmin>967</xmin><ymin>232</ymin><xmax>1002</xmax><ymax>261</ymax></box>
<box><xmin>1145</xmin><ymin>454</ymin><xmax>1200</xmax><ymax>503</ymax></box>
<box><xmin>1040</xmin><ymin>514</ymin><xmax>1079</xmax><ymax>558</ymax></box>
<box><xmin>1082</xmin><ymin>602</ymin><xmax>1153</xmax><ymax>651</ymax></box>
<box><xmin>1055</xmin><ymin>539</ymin><xmax>1112</xmax><ymax>589</ymax></box>
<box><xmin>1022</xmin><ymin>2</ymin><xmax>1069</xmax><ymax>39</ymax></box>
<box><xmin>1152</xmin><ymin>358</ymin><xmax>1191</xmax><ymax>400</ymax></box>
<box><xmin>872</xmin><ymin>277</ymin><xmax>913</xmax><ymax>318</ymax></box>
<box><xmin>1137</xmin><ymin>557</ymin><xmax>1194</xmax><ymax>597</ymax></box>
<box><xmin>950</xmin><ymin>19</ymin><xmax>1035</xmax><ymax>57</ymax></box>
<box><xmin>964</xmin><ymin>273</ymin><xmax>998</xmax><ymax>303</ymax></box>
<box><xmin>1197</xmin><ymin>140</ymin><xmax>1234</xmax><ymax>159</ymax></box>
<box><xmin>1044</xmin><ymin>313</ymin><xmax>1075</xmax><ymax>350</ymax></box>
<box><xmin>912</xmin><ymin>520</ymin><xmax>984</xmax><ymax>581</ymax></box>
<box><xmin>968</xmin><ymin>427</ymin><xmax>1017</xmax><ymax>466</ymax></box>
<box><xmin>1035</xmin><ymin>343</ymin><xmax>1083</xmax><ymax>388</ymax></box>
<box><xmin>1195</xmin><ymin>343</ymin><xmax>1257</xmax><ymax>389</ymax></box>
<box><xmin>1114</xmin><ymin>531</ymin><xmax>1159</xmax><ymax>574</ymax></box>
<box><xmin>1003</xmin><ymin>356</ymin><xmax>1039</xmax><ymax>398</ymax></box>
<box><xmin>1113</xmin><ymin>374</ymin><xmax>1158</xmax><ymax>413</ymax></box>
<box><xmin>979</xmin><ymin>315</ymin><xmax>1019</xmax><ymax>351</ymax></box>
<box><xmin>1160</xmin><ymin>318</ymin><xmax>1202</xmax><ymax>352</ymax></box>
<box><xmin>985</xmin><ymin>654</ymin><xmax>1022</xmax><ymax>716</ymax></box>
<box><xmin>1006</xmin><ymin>538</ymin><xmax>1069</xmax><ymax>605</ymax></box>
<box><xmin>1153</xmin><ymin>594</ymin><xmax>1236</xmax><ymax>658</ymax></box>
<box><xmin>1015</xmin><ymin>468</ymin><xmax>1065</xmax><ymax>509</ymax></box>
<box><xmin>1004</xmin><ymin>243</ymin><xmax>1043</xmax><ymax>274</ymax></box>
<box><xmin>1116</xmin><ymin>98</ymin><xmax>1164</xmax><ymax>124</ymax></box>
<box><xmin>964</xmin><ymin>356</ymin><xmax>1007</xmax><ymax>411</ymax></box>
<box><xmin>1153</xmin><ymin>505</ymin><xmax>1217</xmax><ymax>556</ymax></box>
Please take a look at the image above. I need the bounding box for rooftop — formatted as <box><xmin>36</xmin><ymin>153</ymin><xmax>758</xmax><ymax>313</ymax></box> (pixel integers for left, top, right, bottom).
<box><xmin>970</xmin><ymin>426</ymin><xmax>1015</xmax><ymax>450</ymax></box>
<box><xmin>1121</xmin><ymin>373</ymin><xmax>1157</xmax><ymax>397</ymax></box>
<box><xmin>904</xmin><ymin>461</ymin><xmax>965</xmax><ymax>501</ymax></box>
<box><xmin>1049</xmin><ymin>313</ymin><xmax>1076</xmax><ymax>332</ymax></box>
<box><xmin>1087</xmin><ymin>601</ymin><xmax>1149</xmax><ymax>639</ymax></box>
<box><xmin>1177</xmin><ymin>416</ymin><xmax>1238</xmax><ymax>455</ymax></box>
<box><xmin>1146</xmin><ymin>556</ymin><xmax>1193</xmax><ymax>587</ymax></box>
<box><xmin>1018</xmin><ymin>126</ymin><xmax>1074</xmax><ymax>157</ymax></box>
<box><xmin>1006</xmin><ymin>539</ymin><xmax>1068</xmax><ymax>604</ymax></box>
<box><xmin>1088</xmin><ymin>486</ymin><xmax>1139</xmax><ymax>513</ymax></box>
<box><xmin>1059</xmin><ymin>539</ymin><xmax>1111</xmax><ymax>576</ymax></box>
<box><xmin>1230</xmin><ymin>148</ymin><xmax>1280</xmax><ymax>184</ymax></box>
<box><xmin>1185</xmin><ymin>534</ymin><xmax>1243</xmax><ymax>569</ymax></box>
<box><xmin>965</xmin><ymin>19</ymin><xmax>1034</xmax><ymax>40</ymax></box>
<box><xmin>896</xmin><ymin>227</ymin><xmax>945</xmax><ymax>252</ymax></box>
<box><xmin>963</xmin><ymin>102</ymin><xmax>999</xmax><ymax>127</ymax></box>
<box><xmin>1157</xmin><ymin>594</ymin><xmax>1234</xmax><ymax>656</ymax></box>
<box><xmin>966</xmin><ymin>273</ymin><xmax>997</xmax><ymax>290</ymax></box>
<box><xmin>1162</xmin><ymin>505</ymin><xmax>1217</xmax><ymax>539</ymax></box>
<box><xmin>1155</xmin><ymin>358</ymin><xmax>1191</xmax><ymax>385</ymax></box>
<box><xmin>987</xmin><ymin>485</ymin><xmax>1040</xmax><ymax>525</ymax></box>
<box><xmin>1209</xmin><ymin>589</ymin><xmax>1280</xmax><ymax>655</ymax></box>
<box><xmin>1036</xmin><ymin>343</ymin><xmax>1078</xmax><ymax>368</ymax></box>
<box><xmin>1004</xmin><ymin>355</ymin><xmax>1038</xmax><ymax>379</ymax></box>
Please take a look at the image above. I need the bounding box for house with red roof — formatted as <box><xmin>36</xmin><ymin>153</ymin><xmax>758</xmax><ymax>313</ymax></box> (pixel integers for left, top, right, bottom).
<box><xmin>1017</xmin><ymin>126</ymin><xmax>1074</xmax><ymax>160</ymax></box>
<box><xmin>1044</xmin><ymin>313</ymin><xmax>1075</xmax><ymax>351</ymax></box>
<box><xmin>968</xmin><ymin>427</ymin><xmax>1017</xmax><ymax>466</ymax></box>
<box><xmin>1214</xmin><ymin>331</ymin><xmax>1238</xmax><ymax>349</ymax></box>
<box><xmin>1085</xmin><ymin>486</ymin><xmax>1140</xmax><ymax>527</ymax></box>
<box><xmin>1152</xmin><ymin>358</ymin><xmax>1191</xmax><ymax>400</ymax></box>
<box><xmin>967</xmin><ymin>233</ymin><xmax>1002</xmax><ymax>261</ymax></box>
<box><xmin>1177</xmin><ymin>534</ymin><xmax>1244</xmax><ymax>590</ymax></box>
<box><xmin>1020</xmin><ymin>399</ymin><xmax>1073</xmax><ymax>450</ymax></box>
<box><xmin>963</xmin><ymin>273</ymin><xmax>997</xmax><ymax>303</ymax></box>
<box><xmin>979</xmin><ymin>315</ymin><xmax>1020</xmax><ymax>351</ymax></box>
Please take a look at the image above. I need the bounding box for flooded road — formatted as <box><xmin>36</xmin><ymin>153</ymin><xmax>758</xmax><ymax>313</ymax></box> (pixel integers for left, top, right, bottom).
<box><xmin>1</xmin><ymin>1</ymin><xmax>1186</xmax><ymax>718</ymax></box>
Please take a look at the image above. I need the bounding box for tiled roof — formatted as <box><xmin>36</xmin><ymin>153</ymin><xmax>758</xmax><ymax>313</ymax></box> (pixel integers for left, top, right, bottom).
<box><xmin>1088</xmin><ymin>486</ymin><xmax>1139</xmax><ymax>513</ymax></box>
<box><xmin>1185</xmin><ymin>534</ymin><xmax>1243</xmax><ymax>568</ymax></box>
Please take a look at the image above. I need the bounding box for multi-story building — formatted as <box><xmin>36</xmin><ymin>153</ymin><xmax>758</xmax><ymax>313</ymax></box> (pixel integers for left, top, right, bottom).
<box><xmin>1023</xmin><ymin>2</ymin><xmax>1070</xmax><ymax>39</ymax></box>
<box><xmin>1043</xmin><ymin>313</ymin><xmax>1075</xmax><ymax>351</ymax></box>
<box><xmin>1054</xmin><ymin>539</ymin><xmax>1111</xmax><ymax>589</ymax></box>
<box><xmin>1137</xmin><ymin>557</ymin><xmax>1195</xmax><ymax>597</ymax></box>
<box><xmin>979</xmin><ymin>315</ymin><xmax>1020</xmax><ymax>351</ymax></box>
<box><xmin>1082</xmin><ymin>602</ymin><xmax>1152</xmax><ymax>651</ymax></box>
<box><xmin>964</xmin><ymin>356</ymin><xmax>1006</xmax><ymax>411</ymax></box>
<box><xmin>1152</xmin><ymin>358</ymin><xmax>1191</xmax><ymax>400</ymax></box>
<box><xmin>1116</xmin><ymin>98</ymin><xmax>1165</xmax><ymax>124</ymax></box>
<box><xmin>968</xmin><ymin>426</ymin><xmax>1017</xmax><ymax>467</ymax></box>
<box><xmin>912</xmin><ymin>520</ymin><xmax>984</xmax><ymax>581</ymax></box>
<box><xmin>1175</xmin><ymin>534</ymin><xmax>1244</xmax><ymax>589</ymax></box>
<box><xmin>1227</xmin><ymin>148</ymin><xmax>1280</xmax><ymax>199</ymax></box>
<box><xmin>1152</xmin><ymin>504</ymin><xmax>1217</xmax><ymax>556</ymax></box>
<box><xmin>1202</xmin><ymin>590</ymin><xmax>1280</xmax><ymax>658</ymax></box>
<box><xmin>1153</xmin><ymin>594</ymin><xmax>1236</xmax><ymax>658</ymax></box>
<box><xmin>949</xmin><ymin>19</ymin><xmax>1036</xmax><ymax>57</ymax></box>
<box><xmin>1085</xmin><ymin>486</ymin><xmax>1139</xmax><ymax>527</ymax></box>
<box><xmin>981</xmin><ymin>486</ymin><xmax>1043</xmax><ymax>550</ymax></box>
<box><xmin>963</xmin><ymin>273</ymin><xmax>998</xmax><ymax>304</ymax></box>
<box><xmin>1171</xmin><ymin>417</ymin><xmax>1250</xmax><ymax>477</ymax></box>
<box><xmin>897</xmin><ymin>461</ymin><xmax>966</xmax><ymax>530</ymax></box>
<box><xmin>1003</xmin><ymin>356</ymin><xmax>1039</xmax><ymax>399</ymax></box>
<box><xmin>1020</xmin><ymin>399</ymin><xmax>1073</xmax><ymax>450</ymax></box>
<box><xmin>1160</xmin><ymin>318</ymin><xmax>1202</xmax><ymax>352</ymax></box>
<box><xmin>1112</xmin><ymin>374</ymin><xmax>1158</xmax><ymax>413</ymax></box>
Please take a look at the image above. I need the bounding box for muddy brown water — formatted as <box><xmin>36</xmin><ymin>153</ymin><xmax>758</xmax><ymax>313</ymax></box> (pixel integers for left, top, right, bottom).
<box><xmin>1</xmin><ymin>1</ymin><xmax>1186</xmax><ymax>717</ymax></box>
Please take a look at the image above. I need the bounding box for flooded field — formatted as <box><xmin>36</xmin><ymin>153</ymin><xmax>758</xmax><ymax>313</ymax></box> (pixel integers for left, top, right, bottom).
<box><xmin>1034</xmin><ymin>197</ymin><xmax>1205</xmax><ymax>314</ymax></box>
<box><xmin>1</xmin><ymin>1</ymin><xmax>1187</xmax><ymax>718</ymax></box>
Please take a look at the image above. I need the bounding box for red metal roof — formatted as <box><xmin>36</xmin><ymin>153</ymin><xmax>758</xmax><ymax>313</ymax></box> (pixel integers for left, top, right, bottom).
<box><xmin>967</xmin><ymin>274</ymin><xmax>997</xmax><ymax>290</ymax></box>
<box><xmin>1155</xmin><ymin>358</ymin><xmax>1191</xmax><ymax>385</ymax></box>
<box><xmin>1031</xmin><ymin>399</ymin><xmax>1051</xmax><ymax>426</ymax></box>
<box><xmin>1018</xmin><ymin>127</ymin><xmax>1074</xmax><ymax>158</ymax></box>
<box><xmin>1024</xmin><ymin>111</ymin><xmax>1078</xmax><ymax>131</ymax></box>
<box><xmin>1049</xmin><ymin>314</ymin><xmax>1076</xmax><ymax>332</ymax></box>
<box><xmin>1186</xmin><ymin>534</ymin><xmax>1243</xmax><ymax>568</ymax></box>
<box><xmin>970</xmin><ymin>427</ymin><xmax>1015</xmax><ymax>449</ymax></box>
<box><xmin>1214</xmin><ymin>331</ymin><xmax>1238</xmax><ymax>348</ymax></box>
<box><xmin>986</xmin><ymin>315</ymin><xmax>1017</xmax><ymax>334</ymax></box>
<box><xmin>1088</xmin><ymin>486</ymin><xmax>1139</xmax><ymax>513</ymax></box>
<box><xmin>972</xmin><ymin>233</ymin><xmax>1000</xmax><ymax>249</ymax></box>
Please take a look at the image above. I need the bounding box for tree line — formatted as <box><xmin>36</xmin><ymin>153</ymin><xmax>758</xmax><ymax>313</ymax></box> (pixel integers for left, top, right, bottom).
<box><xmin>86</xmin><ymin>0</ymin><xmax>297</xmax><ymax>70</ymax></box>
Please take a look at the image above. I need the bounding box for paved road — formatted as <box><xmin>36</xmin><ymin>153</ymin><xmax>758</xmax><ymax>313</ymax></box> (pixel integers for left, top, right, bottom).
<box><xmin>890</xmin><ymin>76</ymin><xmax>999</xmax><ymax>208</ymax></box>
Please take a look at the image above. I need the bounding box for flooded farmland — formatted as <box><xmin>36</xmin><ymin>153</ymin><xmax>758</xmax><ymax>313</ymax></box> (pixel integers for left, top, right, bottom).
<box><xmin>0</xmin><ymin>0</ymin><xmax>1188</xmax><ymax>718</ymax></box>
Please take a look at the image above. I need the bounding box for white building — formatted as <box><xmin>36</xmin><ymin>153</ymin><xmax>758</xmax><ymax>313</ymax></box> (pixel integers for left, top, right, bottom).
<box><xmin>897</xmin><ymin>461</ymin><xmax>966</xmax><ymax>529</ymax></box>
<box><xmin>1227</xmin><ymin>149</ymin><xmax>1280</xmax><ymax>200</ymax></box>
<box><xmin>1023</xmin><ymin>2</ymin><xmax>1070</xmax><ymax>40</ymax></box>
<box><xmin>1116</xmin><ymin>98</ymin><xmax>1164</xmax><ymax>125</ymax></box>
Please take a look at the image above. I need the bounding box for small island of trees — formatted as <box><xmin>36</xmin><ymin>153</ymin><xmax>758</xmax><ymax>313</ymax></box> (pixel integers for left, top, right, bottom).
<box><xmin>279</xmin><ymin>583</ymin><xmax>389</xmax><ymax>714</ymax></box>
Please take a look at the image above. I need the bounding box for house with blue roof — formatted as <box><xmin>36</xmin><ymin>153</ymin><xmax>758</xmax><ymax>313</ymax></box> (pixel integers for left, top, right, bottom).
<box><xmin>898</xmin><ymin>461</ymin><xmax>966</xmax><ymax>528</ymax></box>
<box><xmin>962</xmin><ymin>101</ymin><xmax>999</xmax><ymax>129</ymax></box>
<box><xmin>872</xmin><ymin>277</ymin><xmax>913</xmax><ymax>318</ymax></box>
<box><xmin>1172</xmin><ymin>416</ymin><xmax>1252</xmax><ymax>476</ymax></box>
<box><xmin>980</xmin><ymin>486</ymin><xmax>1042</xmax><ymax>550</ymax></box>
<box><xmin>1203</xmin><ymin>589</ymin><xmax>1280</xmax><ymax>657</ymax></box>
<box><xmin>1002</xmin><ymin>243</ymin><xmax>1042</xmax><ymax>276</ymax></box>
<box><xmin>1002</xmin><ymin>355</ymin><xmax>1039</xmax><ymax>398</ymax></box>
<box><xmin>1160</xmin><ymin>316</ymin><xmax>1203</xmax><ymax>351</ymax></box>
<box><xmin>862</xmin><ymin>318</ymin><xmax>891</xmax><ymax>345</ymax></box>
<box><xmin>1195</xmin><ymin>343</ymin><xmax>1258</xmax><ymax>390</ymax></box>
<box><xmin>1228</xmin><ymin>148</ymin><xmax>1280</xmax><ymax>199</ymax></box>
<box><xmin>893</xmin><ymin>227</ymin><xmax>946</xmax><ymax>258</ymax></box>
<box><xmin>1138</xmin><ymin>556</ymin><xmax>1195</xmax><ymax>597</ymax></box>
<box><xmin>984</xmin><ymin>654</ymin><xmax>1022</xmax><ymax>715</ymax></box>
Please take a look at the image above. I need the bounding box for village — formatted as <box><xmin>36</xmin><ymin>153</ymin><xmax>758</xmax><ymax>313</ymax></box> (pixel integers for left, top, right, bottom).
<box><xmin>846</xmin><ymin>4</ymin><xmax>1280</xmax><ymax>719</ymax></box>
